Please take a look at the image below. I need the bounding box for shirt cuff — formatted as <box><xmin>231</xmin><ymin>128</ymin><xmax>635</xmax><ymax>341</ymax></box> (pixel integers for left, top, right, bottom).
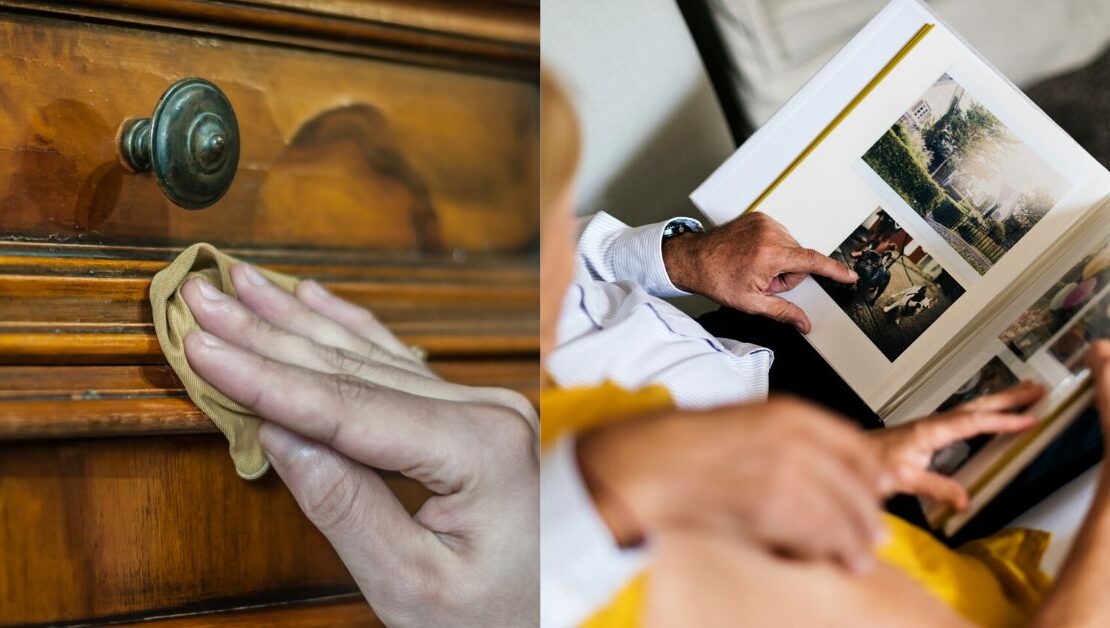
<box><xmin>541</xmin><ymin>436</ymin><xmax>648</xmax><ymax>628</ymax></box>
<box><xmin>578</xmin><ymin>212</ymin><xmax>701</xmax><ymax>298</ymax></box>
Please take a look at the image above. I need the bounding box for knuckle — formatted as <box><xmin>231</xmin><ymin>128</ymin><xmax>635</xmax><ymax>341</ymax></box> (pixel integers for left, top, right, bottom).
<box><xmin>301</xmin><ymin>466</ymin><xmax>362</xmax><ymax>535</ymax></box>
<box><xmin>244</xmin><ymin>309</ymin><xmax>273</xmax><ymax>341</ymax></box>
<box><xmin>329</xmin><ymin>373</ymin><xmax>376</xmax><ymax>409</ymax></box>
<box><xmin>320</xmin><ymin>344</ymin><xmax>367</xmax><ymax>374</ymax></box>
<box><xmin>803</xmin><ymin>248</ymin><xmax>822</xmax><ymax>268</ymax></box>
<box><xmin>482</xmin><ymin>404</ymin><xmax>538</xmax><ymax>464</ymax></box>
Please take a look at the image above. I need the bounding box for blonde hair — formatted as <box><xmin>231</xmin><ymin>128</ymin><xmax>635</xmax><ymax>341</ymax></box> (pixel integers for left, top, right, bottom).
<box><xmin>540</xmin><ymin>70</ymin><xmax>581</xmax><ymax>220</ymax></box>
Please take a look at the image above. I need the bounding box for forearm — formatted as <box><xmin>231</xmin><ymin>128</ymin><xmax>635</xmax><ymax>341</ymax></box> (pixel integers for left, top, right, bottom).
<box><xmin>1033</xmin><ymin>481</ymin><xmax>1110</xmax><ymax>627</ymax></box>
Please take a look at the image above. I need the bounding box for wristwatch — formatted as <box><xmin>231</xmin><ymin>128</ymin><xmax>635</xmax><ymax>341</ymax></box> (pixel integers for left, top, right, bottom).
<box><xmin>662</xmin><ymin>217</ymin><xmax>704</xmax><ymax>240</ymax></box>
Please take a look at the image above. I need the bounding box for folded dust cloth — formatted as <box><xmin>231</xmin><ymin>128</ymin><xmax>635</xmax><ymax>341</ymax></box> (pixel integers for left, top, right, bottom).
<box><xmin>150</xmin><ymin>242</ymin><xmax>298</xmax><ymax>480</ymax></box>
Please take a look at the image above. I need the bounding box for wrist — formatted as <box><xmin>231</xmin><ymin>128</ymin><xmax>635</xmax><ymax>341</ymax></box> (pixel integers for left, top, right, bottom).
<box><xmin>661</xmin><ymin>231</ymin><xmax>703</xmax><ymax>294</ymax></box>
<box><xmin>576</xmin><ymin>436</ymin><xmax>646</xmax><ymax>548</ymax></box>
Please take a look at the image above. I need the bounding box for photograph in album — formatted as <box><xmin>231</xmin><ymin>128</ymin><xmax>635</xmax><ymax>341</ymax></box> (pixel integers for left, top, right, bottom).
<box><xmin>1001</xmin><ymin>242</ymin><xmax>1110</xmax><ymax>361</ymax></box>
<box><xmin>929</xmin><ymin>356</ymin><xmax>1020</xmax><ymax>475</ymax></box>
<box><xmin>816</xmin><ymin>207</ymin><xmax>964</xmax><ymax>361</ymax></box>
<box><xmin>863</xmin><ymin>73</ymin><xmax>1070</xmax><ymax>275</ymax></box>
<box><xmin>1049</xmin><ymin>291</ymin><xmax>1110</xmax><ymax>374</ymax></box>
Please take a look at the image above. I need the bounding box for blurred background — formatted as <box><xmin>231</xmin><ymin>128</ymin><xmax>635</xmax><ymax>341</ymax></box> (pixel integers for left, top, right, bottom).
<box><xmin>542</xmin><ymin>0</ymin><xmax>1109</xmax><ymax>313</ymax></box>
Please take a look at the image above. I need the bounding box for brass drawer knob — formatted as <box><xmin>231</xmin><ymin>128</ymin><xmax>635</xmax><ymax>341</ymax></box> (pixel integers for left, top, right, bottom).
<box><xmin>118</xmin><ymin>78</ymin><xmax>240</xmax><ymax>210</ymax></box>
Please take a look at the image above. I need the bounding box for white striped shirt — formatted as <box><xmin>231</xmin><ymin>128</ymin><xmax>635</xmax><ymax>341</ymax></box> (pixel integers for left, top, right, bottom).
<box><xmin>541</xmin><ymin>212</ymin><xmax>774</xmax><ymax>627</ymax></box>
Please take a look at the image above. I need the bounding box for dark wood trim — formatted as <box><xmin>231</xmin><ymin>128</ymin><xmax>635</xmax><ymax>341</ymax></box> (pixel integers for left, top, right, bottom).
<box><xmin>113</xmin><ymin>594</ymin><xmax>378</xmax><ymax>626</ymax></box>
<box><xmin>0</xmin><ymin>0</ymin><xmax>539</xmax><ymax>79</ymax></box>
<box><xmin>0</xmin><ymin>241</ymin><xmax>539</xmax><ymax>276</ymax></box>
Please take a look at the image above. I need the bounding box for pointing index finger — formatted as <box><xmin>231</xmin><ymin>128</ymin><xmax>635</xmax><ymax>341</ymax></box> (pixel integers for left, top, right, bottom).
<box><xmin>782</xmin><ymin>246</ymin><xmax>858</xmax><ymax>285</ymax></box>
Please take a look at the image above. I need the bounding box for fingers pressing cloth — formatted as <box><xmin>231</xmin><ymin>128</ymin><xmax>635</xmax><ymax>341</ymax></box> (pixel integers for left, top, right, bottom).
<box><xmin>150</xmin><ymin>242</ymin><xmax>299</xmax><ymax>479</ymax></box>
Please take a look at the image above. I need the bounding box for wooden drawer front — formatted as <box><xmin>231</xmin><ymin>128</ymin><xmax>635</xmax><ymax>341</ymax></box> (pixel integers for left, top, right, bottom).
<box><xmin>0</xmin><ymin>434</ymin><xmax>423</xmax><ymax>625</ymax></box>
<box><xmin>0</xmin><ymin>10</ymin><xmax>538</xmax><ymax>253</ymax></box>
<box><xmin>0</xmin><ymin>243</ymin><xmax>539</xmax><ymax>366</ymax></box>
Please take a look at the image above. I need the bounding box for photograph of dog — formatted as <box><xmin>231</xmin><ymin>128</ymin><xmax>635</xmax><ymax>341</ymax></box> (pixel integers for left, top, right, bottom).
<box><xmin>816</xmin><ymin>207</ymin><xmax>966</xmax><ymax>361</ymax></box>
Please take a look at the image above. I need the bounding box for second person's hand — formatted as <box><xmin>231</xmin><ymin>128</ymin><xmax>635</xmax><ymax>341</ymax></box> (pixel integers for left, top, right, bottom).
<box><xmin>576</xmin><ymin>396</ymin><xmax>887</xmax><ymax>573</ymax></box>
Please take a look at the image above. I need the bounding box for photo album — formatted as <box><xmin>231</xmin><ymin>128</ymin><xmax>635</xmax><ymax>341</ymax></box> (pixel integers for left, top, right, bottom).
<box><xmin>691</xmin><ymin>0</ymin><xmax>1110</xmax><ymax>535</ymax></box>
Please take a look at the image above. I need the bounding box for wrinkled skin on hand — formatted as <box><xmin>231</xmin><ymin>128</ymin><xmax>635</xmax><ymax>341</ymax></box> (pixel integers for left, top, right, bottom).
<box><xmin>662</xmin><ymin>212</ymin><xmax>857</xmax><ymax>333</ymax></box>
<box><xmin>181</xmin><ymin>264</ymin><xmax>538</xmax><ymax>627</ymax></box>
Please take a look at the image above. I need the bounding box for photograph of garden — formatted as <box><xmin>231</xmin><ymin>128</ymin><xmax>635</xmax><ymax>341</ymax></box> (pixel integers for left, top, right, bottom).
<box><xmin>816</xmin><ymin>207</ymin><xmax>965</xmax><ymax>361</ymax></box>
<box><xmin>929</xmin><ymin>356</ymin><xmax>1020</xmax><ymax>475</ymax></box>
<box><xmin>1001</xmin><ymin>242</ymin><xmax>1110</xmax><ymax>360</ymax></box>
<box><xmin>863</xmin><ymin>73</ymin><xmax>1070</xmax><ymax>274</ymax></box>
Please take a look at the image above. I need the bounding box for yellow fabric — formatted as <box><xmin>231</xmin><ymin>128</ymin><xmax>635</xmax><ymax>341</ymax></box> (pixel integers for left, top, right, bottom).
<box><xmin>541</xmin><ymin>383</ymin><xmax>1053</xmax><ymax>628</ymax></box>
<box><xmin>541</xmin><ymin>383</ymin><xmax>674</xmax><ymax>628</ymax></box>
<box><xmin>150</xmin><ymin>242</ymin><xmax>299</xmax><ymax>480</ymax></box>
<box><xmin>879</xmin><ymin>514</ymin><xmax>1052</xmax><ymax>627</ymax></box>
<box><xmin>539</xmin><ymin>381</ymin><xmax>673</xmax><ymax>449</ymax></box>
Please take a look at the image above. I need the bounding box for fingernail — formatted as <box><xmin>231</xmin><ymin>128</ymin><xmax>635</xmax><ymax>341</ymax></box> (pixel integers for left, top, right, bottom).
<box><xmin>195</xmin><ymin>279</ymin><xmax>227</xmax><ymax>301</ymax></box>
<box><xmin>302</xmin><ymin>279</ymin><xmax>332</xmax><ymax>300</ymax></box>
<box><xmin>193</xmin><ymin>329</ymin><xmax>226</xmax><ymax>349</ymax></box>
<box><xmin>849</xmin><ymin>271</ymin><xmax>860</xmax><ymax>281</ymax></box>
<box><xmin>240</xmin><ymin>263</ymin><xmax>268</xmax><ymax>287</ymax></box>
<box><xmin>259</xmin><ymin>422</ymin><xmax>311</xmax><ymax>463</ymax></box>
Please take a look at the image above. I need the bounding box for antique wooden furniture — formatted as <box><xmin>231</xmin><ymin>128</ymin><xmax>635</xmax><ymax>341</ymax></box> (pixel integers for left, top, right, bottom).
<box><xmin>0</xmin><ymin>1</ymin><xmax>539</xmax><ymax>625</ymax></box>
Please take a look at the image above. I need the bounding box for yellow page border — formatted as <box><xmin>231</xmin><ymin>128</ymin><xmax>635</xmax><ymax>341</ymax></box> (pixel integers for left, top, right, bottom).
<box><xmin>742</xmin><ymin>23</ymin><xmax>934</xmax><ymax>215</ymax></box>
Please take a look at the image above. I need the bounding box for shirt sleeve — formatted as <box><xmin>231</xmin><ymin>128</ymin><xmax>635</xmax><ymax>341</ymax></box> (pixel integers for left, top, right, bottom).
<box><xmin>541</xmin><ymin>436</ymin><xmax>648</xmax><ymax>628</ymax></box>
<box><xmin>575</xmin><ymin>211</ymin><xmax>702</xmax><ymax>298</ymax></box>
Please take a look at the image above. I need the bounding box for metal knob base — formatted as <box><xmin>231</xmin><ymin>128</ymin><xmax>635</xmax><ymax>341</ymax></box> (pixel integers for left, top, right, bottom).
<box><xmin>118</xmin><ymin>78</ymin><xmax>240</xmax><ymax>210</ymax></box>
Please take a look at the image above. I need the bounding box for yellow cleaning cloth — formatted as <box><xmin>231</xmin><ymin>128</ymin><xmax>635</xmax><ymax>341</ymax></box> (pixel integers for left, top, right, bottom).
<box><xmin>150</xmin><ymin>242</ymin><xmax>299</xmax><ymax>479</ymax></box>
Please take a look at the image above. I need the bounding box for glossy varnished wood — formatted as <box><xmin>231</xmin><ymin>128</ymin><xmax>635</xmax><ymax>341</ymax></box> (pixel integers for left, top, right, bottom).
<box><xmin>0</xmin><ymin>11</ymin><xmax>538</xmax><ymax>252</ymax></box>
<box><xmin>0</xmin><ymin>434</ymin><xmax>433</xmax><ymax>624</ymax></box>
<box><xmin>0</xmin><ymin>360</ymin><xmax>540</xmax><ymax>438</ymax></box>
<box><xmin>0</xmin><ymin>0</ymin><xmax>539</xmax><ymax>78</ymax></box>
<box><xmin>0</xmin><ymin>247</ymin><xmax>539</xmax><ymax>364</ymax></box>
<box><xmin>0</xmin><ymin>1</ymin><xmax>537</xmax><ymax>624</ymax></box>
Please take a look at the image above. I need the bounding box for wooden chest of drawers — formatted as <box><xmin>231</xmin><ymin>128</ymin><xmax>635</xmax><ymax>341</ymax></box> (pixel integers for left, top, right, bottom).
<box><xmin>0</xmin><ymin>2</ymin><xmax>538</xmax><ymax>625</ymax></box>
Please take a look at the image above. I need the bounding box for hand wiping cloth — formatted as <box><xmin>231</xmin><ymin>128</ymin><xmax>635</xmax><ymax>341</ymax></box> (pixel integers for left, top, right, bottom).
<box><xmin>150</xmin><ymin>243</ymin><xmax>299</xmax><ymax>479</ymax></box>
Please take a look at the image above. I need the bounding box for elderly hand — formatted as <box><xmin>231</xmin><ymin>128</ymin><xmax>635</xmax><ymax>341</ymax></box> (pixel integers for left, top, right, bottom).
<box><xmin>180</xmin><ymin>264</ymin><xmax>538</xmax><ymax>627</ymax></box>
<box><xmin>662</xmin><ymin>212</ymin><xmax>857</xmax><ymax>333</ymax></box>
<box><xmin>576</xmin><ymin>396</ymin><xmax>887</xmax><ymax>573</ymax></box>
<box><xmin>869</xmin><ymin>381</ymin><xmax>1043</xmax><ymax>510</ymax></box>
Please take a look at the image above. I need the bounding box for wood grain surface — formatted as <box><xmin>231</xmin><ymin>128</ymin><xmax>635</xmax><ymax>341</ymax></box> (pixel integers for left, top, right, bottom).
<box><xmin>0</xmin><ymin>0</ymin><xmax>538</xmax><ymax>77</ymax></box>
<box><xmin>0</xmin><ymin>11</ymin><xmax>538</xmax><ymax>252</ymax></box>
<box><xmin>0</xmin><ymin>434</ymin><xmax>433</xmax><ymax>624</ymax></box>
<box><xmin>0</xmin><ymin>244</ymin><xmax>539</xmax><ymax>364</ymax></box>
<box><xmin>0</xmin><ymin>360</ymin><xmax>540</xmax><ymax>438</ymax></box>
<box><xmin>0</xmin><ymin>1</ymin><xmax>538</xmax><ymax>624</ymax></box>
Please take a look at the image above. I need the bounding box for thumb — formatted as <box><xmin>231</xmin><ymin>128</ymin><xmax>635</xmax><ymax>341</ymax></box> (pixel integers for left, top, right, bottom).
<box><xmin>753</xmin><ymin>295</ymin><xmax>812</xmax><ymax>333</ymax></box>
<box><xmin>906</xmin><ymin>472</ymin><xmax>969</xmax><ymax>511</ymax></box>
<box><xmin>260</xmin><ymin>422</ymin><xmax>446</xmax><ymax>596</ymax></box>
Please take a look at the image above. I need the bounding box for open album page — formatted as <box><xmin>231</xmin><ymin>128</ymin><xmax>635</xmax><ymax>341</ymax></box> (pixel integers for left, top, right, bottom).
<box><xmin>693</xmin><ymin>2</ymin><xmax>1110</xmax><ymax>411</ymax></box>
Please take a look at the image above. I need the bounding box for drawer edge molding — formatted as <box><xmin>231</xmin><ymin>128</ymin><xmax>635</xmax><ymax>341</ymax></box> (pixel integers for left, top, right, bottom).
<box><xmin>0</xmin><ymin>0</ymin><xmax>539</xmax><ymax>78</ymax></box>
<box><xmin>0</xmin><ymin>330</ymin><xmax>539</xmax><ymax>364</ymax></box>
